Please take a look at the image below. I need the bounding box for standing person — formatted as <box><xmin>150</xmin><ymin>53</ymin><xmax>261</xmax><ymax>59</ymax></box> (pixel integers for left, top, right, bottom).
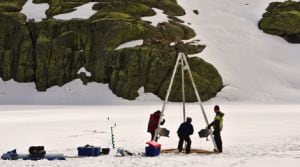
<box><xmin>147</xmin><ymin>110</ymin><xmax>165</xmax><ymax>141</ymax></box>
<box><xmin>177</xmin><ymin>117</ymin><xmax>194</xmax><ymax>154</ymax></box>
<box><xmin>208</xmin><ymin>105</ymin><xmax>224</xmax><ymax>153</ymax></box>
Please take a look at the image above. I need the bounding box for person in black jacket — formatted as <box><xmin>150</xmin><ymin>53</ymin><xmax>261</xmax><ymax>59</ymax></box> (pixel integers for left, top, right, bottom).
<box><xmin>177</xmin><ymin>117</ymin><xmax>194</xmax><ymax>154</ymax></box>
<box><xmin>208</xmin><ymin>105</ymin><xmax>224</xmax><ymax>153</ymax></box>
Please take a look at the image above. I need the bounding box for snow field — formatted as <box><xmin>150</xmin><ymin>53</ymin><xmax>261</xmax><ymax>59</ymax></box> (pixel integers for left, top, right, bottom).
<box><xmin>177</xmin><ymin>0</ymin><xmax>300</xmax><ymax>104</ymax></box>
<box><xmin>0</xmin><ymin>105</ymin><xmax>299</xmax><ymax>166</ymax></box>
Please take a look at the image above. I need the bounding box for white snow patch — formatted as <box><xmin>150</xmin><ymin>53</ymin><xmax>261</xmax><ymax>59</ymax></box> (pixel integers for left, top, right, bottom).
<box><xmin>114</xmin><ymin>40</ymin><xmax>144</xmax><ymax>50</ymax></box>
<box><xmin>77</xmin><ymin>67</ymin><xmax>91</xmax><ymax>77</ymax></box>
<box><xmin>53</xmin><ymin>2</ymin><xmax>97</xmax><ymax>20</ymax></box>
<box><xmin>169</xmin><ymin>42</ymin><xmax>176</xmax><ymax>46</ymax></box>
<box><xmin>141</xmin><ymin>8</ymin><xmax>170</xmax><ymax>27</ymax></box>
<box><xmin>136</xmin><ymin>87</ymin><xmax>161</xmax><ymax>102</ymax></box>
<box><xmin>20</xmin><ymin>0</ymin><xmax>49</xmax><ymax>22</ymax></box>
<box><xmin>0</xmin><ymin>78</ymin><xmax>160</xmax><ymax>105</ymax></box>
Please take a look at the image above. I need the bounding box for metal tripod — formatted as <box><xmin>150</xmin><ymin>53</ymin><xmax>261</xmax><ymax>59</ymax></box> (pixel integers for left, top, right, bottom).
<box><xmin>153</xmin><ymin>52</ymin><xmax>219</xmax><ymax>152</ymax></box>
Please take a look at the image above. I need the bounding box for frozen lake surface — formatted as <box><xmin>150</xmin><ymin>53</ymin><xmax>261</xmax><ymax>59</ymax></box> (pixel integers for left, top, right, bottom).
<box><xmin>0</xmin><ymin>105</ymin><xmax>299</xmax><ymax>166</ymax></box>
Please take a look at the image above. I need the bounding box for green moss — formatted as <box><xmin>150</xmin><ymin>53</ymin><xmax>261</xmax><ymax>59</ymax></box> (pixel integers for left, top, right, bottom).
<box><xmin>156</xmin><ymin>0</ymin><xmax>185</xmax><ymax>16</ymax></box>
<box><xmin>157</xmin><ymin>22</ymin><xmax>196</xmax><ymax>42</ymax></box>
<box><xmin>0</xmin><ymin>0</ymin><xmax>224</xmax><ymax>102</ymax></box>
<box><xmin>90</xmin><ymin>12</ymin><xmax>134</xmax><ymax>21</ymax></box>
<box><xmin>0</xmin><ymin>50</ymin><xmax>14</xmax><ymax>80</ymax></box>
<box><xmin>106</xmin><ymin>42</ymin><xmax>222</xmax><ymax>102</ymax></box>
<box><xmin>39</xmin><ymin>0</ymin><xmax>89</xmax><ymax>18</ymax></box>
<box><xmin>0</xmin><ymin>0</ymin><xmax>26</xmax><ymax>13</ymax></box>
<box><xmin>92</xmin><ymin>2</ymin><xmax>155</xmax><ymax>17</ymax></box>
<box><xmin>259</xmin><ymin>0</ymin><xmax>300</xmax><ymax>43</ymax></box>
<box><xmin>0</xmin><ymin>3</ymin><xmax>21</xmax><ymax>13</ymax></box>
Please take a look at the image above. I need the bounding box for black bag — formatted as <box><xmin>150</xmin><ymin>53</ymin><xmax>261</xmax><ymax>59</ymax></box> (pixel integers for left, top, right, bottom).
<box><xmin>29</xmin><ymin>146</ymin><xmax>46</xmax><ymax>157</ymax></box>
<box><xmin>102</xmin><ymin>148</ymin><xmax>110</xmax><ymax>155</ymax></box>
<box><xmin>198</xmin><ymin>129</ymin><xmax>210</xmax><ymax>138</ymax></box>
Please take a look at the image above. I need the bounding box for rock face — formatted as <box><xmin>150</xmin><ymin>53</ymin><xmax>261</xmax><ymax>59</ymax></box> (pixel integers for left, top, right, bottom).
<box><xmin>259</xmin><ymin>0</ymin><xmax>300</xmax><ymax>43</ymax></box>
<box><xmin>0</xmin><ymin>0</ymin><xmax>223</xmax><ymax>102</ymax></box>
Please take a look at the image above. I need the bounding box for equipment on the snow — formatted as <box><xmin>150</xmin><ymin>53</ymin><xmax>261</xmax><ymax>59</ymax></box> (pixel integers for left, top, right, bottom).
<box><xmin>145</xmin><ymin>146</ymin><xmax>160</xmax><ymax>156</ymax></box>
<box><xmin>102</xmin><ymin>148</ymin><xmax>110</xmax><ymax>155</ymax></box>
<box><xmin>77</xmin><ymin>145</ymin><xmax>101</xmax><ymax>156</ymax></box>
<box><xmin>116</xmin><ymin>147</ymin><xmax>135</xmax><ymax>156</ymax></box>
<box><xmin>153</xmin><ymin>52</ymin><xmax>219</xmax><ymax>152</ymax></box>
<box><xmin>146</xmin><ymin>141</ymin><xmax>161</xmax><ymax>148</ymax></box>
<box><xmin>1</xmin><ymin>149</ymin><xmax>65</xmax><ymax>161</ymax></box>
<box><xmin>198</xmin><ymin>129</ymin><xmax>211</xmax><ymax>138</ymax></box>
<box><xmin>107</xmin><ymin>117</ymin><xmax>116</xmax><ymax>149</ymax></box>
<box><xmin>145</xmin><ymin>141</ymin><xmax>161</xmax><ymax>156</ymax></box>
<box><xmin>155</xmin><ymin>127</ymin><xmax>170</xmax><ymax>137</ymax></box>
<box><xmin>29</xmin><ymin>146</ymin><xmax>46</xmax><ymax>157</ymax></box>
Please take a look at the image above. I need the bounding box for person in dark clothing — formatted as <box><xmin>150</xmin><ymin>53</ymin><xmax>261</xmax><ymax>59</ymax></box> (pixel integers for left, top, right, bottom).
<box><xmin>177</xmin><ymin>117</ymin><xmax>194</xmax><ymax>154</ymax></box>
<box><xmin>147</xmin><ymin>110</ymin><xmax>165</xmax><ymax>141</ymax></box>
<box><xmin>208</xmin><ymin>105</ymin><xmax>224</xmax><ymax>153</ymax></box>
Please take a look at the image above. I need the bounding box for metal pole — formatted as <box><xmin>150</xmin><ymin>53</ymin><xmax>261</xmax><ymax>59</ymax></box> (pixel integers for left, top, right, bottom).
<box><xmin>181</xmin><ymin>53</ymin><xmax>186</xmax><ymax>122</ymax></box>
<box><xmin>111</xmin><ymin>127</ymin><xmax>115</xmax><ymax>149</ymax></box>
<box><xmin>153</xmin><ymin>54</ymin><xmax>181</xmax><ymax>141</ymax></box>
<box><xmin>107</xmin><ymin>117</ymin><xmax>116</xmax><ymax>149</ymax></box>
<box><xmin>181</xmin><ymin>53</ymin><xmax>219</xmax><ymax>152</ymax></box>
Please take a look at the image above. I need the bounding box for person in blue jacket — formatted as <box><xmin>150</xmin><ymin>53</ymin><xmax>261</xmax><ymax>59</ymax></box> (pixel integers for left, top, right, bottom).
<box><xmin>177</xmin><ymin>117</ymin><xmax>194</xmax><ymax>154</ymax></box>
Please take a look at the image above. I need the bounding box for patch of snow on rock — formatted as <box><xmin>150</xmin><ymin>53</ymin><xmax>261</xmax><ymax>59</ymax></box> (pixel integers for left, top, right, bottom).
<box><xmin>21</xmin><ymin>0</ymin><xmax>49</xmax><ymax>22</ymax></box>
<box><xmin>141</xmin><ymin>8</ymin><xmax>170</xmax><ymax>27</ymax></box>
<box><xmin>77</xmin><ymin>67</ymin><xmax>91</xmax><ymax>77</ymax></box>
<box><xmin>115</xmin><ymin>40</ymin><xmax>144</xmax><ymax>50</ymax></box>
<box><xmin>54</xmin><ymin>2</ymin><xmax>97</xmax><ymax>20</ymax></box>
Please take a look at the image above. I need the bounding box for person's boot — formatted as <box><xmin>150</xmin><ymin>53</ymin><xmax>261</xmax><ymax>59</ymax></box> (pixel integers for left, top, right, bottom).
<box><xmin>213</xmin><ymin>149</ymin><xmax>222</xmax><ymax>153</ymax></box>
<box><xmin>186</xmin><ymin>145</ymin><xmax>191</xmax><ymax>154</ymax></box>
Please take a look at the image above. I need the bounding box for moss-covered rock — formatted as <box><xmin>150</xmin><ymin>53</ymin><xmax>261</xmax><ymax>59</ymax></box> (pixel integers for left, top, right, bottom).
<box><xmin>0</xmin><ymin>0</ymin><xmax>223</xmax><ymax>102</ymax></box>
<box><xmin>0</xmin><ymin>0</ymin><xmax>26</xmax><ymax>13</ymax></box>
<box><xmin>92</xmin><ymin>2</ymin><xmax>156</xmax><ymax>18</ymax></box>
<box><xmin>106</xmin><ymin>42</ymin><xmax>222</xmax><ymax>102</ymax></box>
<box><xmin>0</xmin><ymin>12</ymin><xmax>32</xmax><ymax>82</ymax></box>
<box><xmin>259</xmin><ymin>0</ymin><xmax>300</xmax><ymax>43</ymax></box>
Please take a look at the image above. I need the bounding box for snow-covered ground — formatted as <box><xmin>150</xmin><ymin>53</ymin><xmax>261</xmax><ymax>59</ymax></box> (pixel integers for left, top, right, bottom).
<box><xmin>177</xmin><ymin>0</ymin><xmax>300</xmax><ymax>104</ymax></box>
<box><xmin>0</xmin><ymin>78</ymin><xmax>160</xmax><ymax>105</ymax></box>
<box><xmin>0</xmin><ymin>105</ymin><xmax>299</xmax><ymax>166</ymax></box>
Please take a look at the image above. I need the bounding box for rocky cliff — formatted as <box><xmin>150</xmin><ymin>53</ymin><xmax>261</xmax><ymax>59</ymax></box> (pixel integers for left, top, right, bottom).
<box><xmin>0</xmin><ymin>0</ymin><xmax>223</xmax><ymax>102</ymax></box>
